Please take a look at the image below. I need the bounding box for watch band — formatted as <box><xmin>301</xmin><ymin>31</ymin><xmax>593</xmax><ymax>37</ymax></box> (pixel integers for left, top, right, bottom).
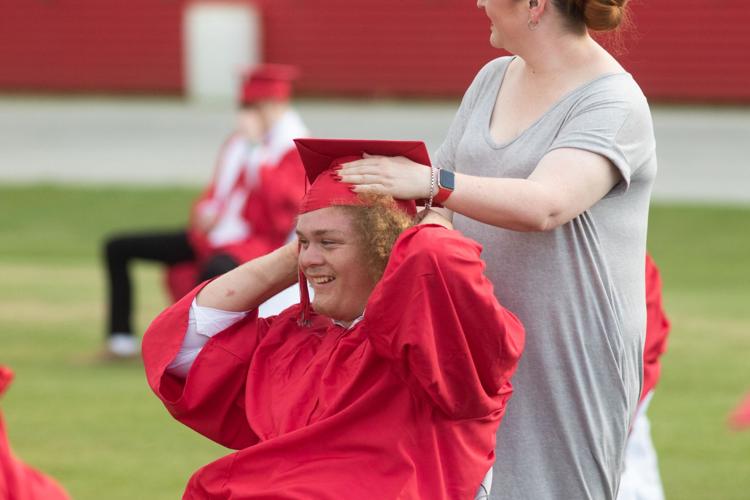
<box><xmin>433</xmin><ymin>168</ymin><xmax>455</xmax><ymax>204</ymax></box>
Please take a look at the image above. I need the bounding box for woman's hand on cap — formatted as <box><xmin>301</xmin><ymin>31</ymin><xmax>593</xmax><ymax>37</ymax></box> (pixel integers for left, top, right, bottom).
<box><xmin>338</xmin><ymin>154</ymin><xmax>431</xmax><ymax>200</ymax></box>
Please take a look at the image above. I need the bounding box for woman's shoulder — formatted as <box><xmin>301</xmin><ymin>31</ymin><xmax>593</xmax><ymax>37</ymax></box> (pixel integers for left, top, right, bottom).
<box><xmin>470</xmin><ymin>56</ymin><xmax>513</xmax><ymax>88</ymax></box>
<box><xmin>560</xmin><ymin>72</ymin><xmax>653</xmax><ymax>135</ymax></box>
<box><xmin>575</xmin><ymin>72</ymin><xmax>649</xmax><ymax>111</ymax></box>
<box><xmin>478</xmin><ymin>56</ymin><xmax>514</xmax><ymax>75</ymax></box>
<box><xmin>451</xmin><ymin>56</ymin><xmax>514</xmax><ymax>112</ymax></box>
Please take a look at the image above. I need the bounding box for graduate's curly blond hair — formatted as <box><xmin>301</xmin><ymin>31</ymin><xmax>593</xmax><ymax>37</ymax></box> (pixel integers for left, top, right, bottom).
<box><xmin>339</xmin><ymin>194</ymin><xmax>414</xmax><ymax>282</ymax></box>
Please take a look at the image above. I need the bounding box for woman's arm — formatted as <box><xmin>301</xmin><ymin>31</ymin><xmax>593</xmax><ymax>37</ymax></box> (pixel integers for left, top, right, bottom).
<box><xmin>340</xmin><ymin>147</ymin><xmax>619</xmax><ymax>232</ymax></box>
<box><xmin>197</xmin><ymin>240</ymin><xmax>299</xmax><ymax>311</ymax></box>
<box><xmin>448</xmin><ymin>148</ymin><xmax>620</xmax><ymax>231</ymax></box>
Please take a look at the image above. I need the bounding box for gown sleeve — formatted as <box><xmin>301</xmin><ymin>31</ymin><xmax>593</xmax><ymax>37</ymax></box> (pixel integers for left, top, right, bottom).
<box><xmin>165</xmin><ymin>299</ymin><xmax>249</xmax><ymax>378</ymax></box>
<box><xmin>142</xmin><ymin>284</ymin><xmax>271</xmax><ymax>449</ymax></box>
<box><xmin>362</xmin><ymin>225</ymin><xmax>525</xmax><ymax>420</ymax></box>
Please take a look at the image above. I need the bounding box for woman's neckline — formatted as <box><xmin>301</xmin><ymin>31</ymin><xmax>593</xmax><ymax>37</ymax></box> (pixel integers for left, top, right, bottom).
<box><xmin>483</xmin><ymin>56</ymin><xmax>630</xmax><ymax>149</ymax></box>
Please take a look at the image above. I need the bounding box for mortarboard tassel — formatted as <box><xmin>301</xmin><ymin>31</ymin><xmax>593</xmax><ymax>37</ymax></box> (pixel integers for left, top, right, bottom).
<box><xmin>297</xmin><ymin>245</ymin><xmax>312</xmax><ymax>327</ymax></box>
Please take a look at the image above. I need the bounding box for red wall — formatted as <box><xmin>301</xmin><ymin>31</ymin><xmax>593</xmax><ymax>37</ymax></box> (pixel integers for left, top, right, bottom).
<box><xmin>261</xmin><ymin>0</ymin><xmax>750</xmax><ymax>102</ymax></box>
<box><xmin>1</xmin><ymin>0</ymin><xmax>748</xmax><ymax>102</ymax></box>
<box><xmin>0</xmin><ymin>0</ymin><xmax>182</xmax><ymax>93</ymax></box>
<box><xmin>618</xmin><ymin>0</ymin><xmax>750</xmax><ymax>102</ymax></box>
<box><xmin>260</xmin><ymin>0</ymin><xmax>497</xmax><ymax>98</ymax></box>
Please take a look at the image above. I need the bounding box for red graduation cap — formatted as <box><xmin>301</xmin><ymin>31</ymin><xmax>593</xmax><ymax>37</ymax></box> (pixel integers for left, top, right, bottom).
<box><xmin>293</xmin><ymin>138</ymin><xmax>433</xmax><ymax>217</ymax></box>
<box><xmin>292</xmin><ymin>138</ymin><xmax>432</xmax><ymax>325</ymax></box>
<box><xmin>240</xmin><ymin>64</ymin><xmax>300</xmax><ymax>105</ymax></box>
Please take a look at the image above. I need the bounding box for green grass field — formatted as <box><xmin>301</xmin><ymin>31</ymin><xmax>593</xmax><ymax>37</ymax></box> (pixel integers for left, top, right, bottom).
<box><xmin>1</xmin><ymin>185</ymin><xmax>749</xmax><ymax>499</ymax></box>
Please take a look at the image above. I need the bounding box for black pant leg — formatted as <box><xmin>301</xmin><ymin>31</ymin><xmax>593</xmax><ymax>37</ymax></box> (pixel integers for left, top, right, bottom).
<box><xmin>198</xmin><ymin>253</ymin><xmax>239</xmax><ymax>283</ymax></box>
<box><xmin>103</xmin><ymin>229</ymin><xmax>194</xmax><ymax>335</ymax></box>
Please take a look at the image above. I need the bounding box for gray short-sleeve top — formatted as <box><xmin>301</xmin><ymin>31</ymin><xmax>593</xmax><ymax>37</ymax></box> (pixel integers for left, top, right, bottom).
<box><xmin>435</xmin><ymin>56</ymin><xmax>656</xmax><ymax>500</ymax></box>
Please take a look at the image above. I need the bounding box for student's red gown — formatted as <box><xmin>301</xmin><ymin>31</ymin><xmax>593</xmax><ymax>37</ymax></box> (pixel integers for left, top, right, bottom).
<box><xmin>143</xmin><ymin>225</ymin><xmax>525</xmax><ymax>499</ymax></box>
<box><xmin>0</xmin><ymin>366</ymin><xmax>70</xmax><ymax>500</ymax></box>
<box><xmin>642</xmin><ymin>254</ymin><xmax>671</xmax><ymax>403</ymax></box>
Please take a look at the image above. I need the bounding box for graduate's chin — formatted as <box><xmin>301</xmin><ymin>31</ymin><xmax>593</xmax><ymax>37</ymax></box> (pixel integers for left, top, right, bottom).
<box><xmin>311</xmin><ymin>300</ymin><xmax>357</xmax><ymax>324</ymax></box>
<box><xmin>311</xmin><ymin>300</ymin><xmax>333</xmax><ymax>318</ymax></box>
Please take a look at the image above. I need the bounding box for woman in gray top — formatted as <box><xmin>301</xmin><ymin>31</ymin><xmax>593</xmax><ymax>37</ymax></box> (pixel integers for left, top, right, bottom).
<box><xmin>340</xmin><ymin>1</ymin><xmax>655</xmax><ymax>499</ymax></box>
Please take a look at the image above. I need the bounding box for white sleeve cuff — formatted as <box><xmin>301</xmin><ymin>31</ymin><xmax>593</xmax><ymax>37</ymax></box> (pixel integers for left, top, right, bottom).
<box><xmin>193</xmin><ymin>298</ymin><xmax>250</xmax><ymax>338</ymax></box>
<box><xmin>165</xmin><ymin>298</ymin><xmax>249</xmax><ymax>378</ymax></box>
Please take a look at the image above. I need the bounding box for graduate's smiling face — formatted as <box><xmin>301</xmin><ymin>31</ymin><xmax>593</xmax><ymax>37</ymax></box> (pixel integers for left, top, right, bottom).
<box><xmin>296</xmin><ymin>207</ymin><xmax>377</xmax><ymax>324</ymax></box>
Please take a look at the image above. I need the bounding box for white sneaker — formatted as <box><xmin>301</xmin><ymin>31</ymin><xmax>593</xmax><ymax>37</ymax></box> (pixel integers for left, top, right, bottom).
<box><xmin>107</xmin><ymin>333</ymin><xmax>140</xmax><ymax>358</ymax></box>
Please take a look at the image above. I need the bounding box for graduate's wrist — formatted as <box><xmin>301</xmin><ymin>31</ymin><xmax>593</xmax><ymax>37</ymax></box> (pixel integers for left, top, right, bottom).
<box><xmin>420</xmin><ymin>164</ymin><xmax>433</xmax><ymax>199</ymax></box>
<box><xmin>417</xmin><ymin>209</ymin><xmax>453</xmax><ymax>229</ymax></box>
<box><xmin>277</xmin><ymin>241</ymin><xmax>301</xmax><ymax>284</ymax></box>
<box><xmin>249</xmin><ymin>243</ymin><xmax>299</xmax><ymax>297</ymax></box>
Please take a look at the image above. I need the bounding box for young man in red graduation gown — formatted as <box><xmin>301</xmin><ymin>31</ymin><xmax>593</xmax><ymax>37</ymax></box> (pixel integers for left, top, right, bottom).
<box><xmin>142</xmin><ymin>139</ymin><xmax>525</xmax><ymax>499</ymax></box>
<box><xmin>0</xmin><ymin>366</ymin><xmax>70</xmax><ymax>500</ymax></box>
<box><xmin>103</xmin><ymin>64</ymin><xmax>308</xmax><ymax>358</ymax></box>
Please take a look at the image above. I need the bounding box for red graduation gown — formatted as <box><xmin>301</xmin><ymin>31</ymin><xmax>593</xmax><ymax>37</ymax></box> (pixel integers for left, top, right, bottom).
<box><xmin>143</xmin><ymin>225</ymin><xmax>525</xmax><ymax>499</ymax></box>
<box><xmin>642</xmin><ymin>254</ymin><xmax>671</xmax><ymax>404</ymax></box>
<box><xmin>0</xmin><ymin>366</ymin><xmax>70</xmax><ymax>500</ymax></box>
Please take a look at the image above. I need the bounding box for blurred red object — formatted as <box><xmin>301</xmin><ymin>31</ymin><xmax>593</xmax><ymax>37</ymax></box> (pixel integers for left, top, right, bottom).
<box><xmin>0</xmin><ymin>365</ymin><xmax>71</xmax><ymax>500</ymax></box>
<box><xmin>0</xmin><ymin>366</ymin><xmax>13</xmax><ymax>396</ymax></box>
<box><xmin>642</xmin><ymin>255</ymin><xmax>671</xmax><ymax>403</ymax></box>
<box><xmin>728</xmin><ymin>391</ymin><xmax>750</xmax><ymax>431</ymax></box>
<box><xmin>165</xmin><ymin>261</ymin><xmax>199</xmax><ymax>303</ymax></box>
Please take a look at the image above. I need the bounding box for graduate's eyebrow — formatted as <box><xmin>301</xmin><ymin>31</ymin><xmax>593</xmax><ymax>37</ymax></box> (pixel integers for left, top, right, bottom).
<box><xmin>295</xmin><ymin>229</ymin><xmax>346</xmax><ymax>238</ymax></box>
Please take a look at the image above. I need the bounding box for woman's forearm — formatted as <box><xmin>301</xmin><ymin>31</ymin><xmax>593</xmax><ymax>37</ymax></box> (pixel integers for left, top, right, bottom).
<box><xmin>444</xmin><ymin>174</ymin><xmax>561</xmax><ymax>232</ymax></box>
<box><xmin>197</xmin><ymin>242</ymin><xmax>299</xmax><ymax>312</ymax></box>
<box><xmin>443</xmin><ymin>149</ymin><xmax>621</xmax><ymax>232</ymax></box>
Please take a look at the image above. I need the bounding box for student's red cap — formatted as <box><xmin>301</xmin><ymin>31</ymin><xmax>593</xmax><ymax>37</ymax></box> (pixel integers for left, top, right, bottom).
<box><xmin>240</xmin><ymin>64</ymin><xmax>299</xmax><ymax>105</ymax></box>
<box><xmin>293</xmin><ymin>138</ymin><xmax>432</xmax><ymax>217</ymax></box>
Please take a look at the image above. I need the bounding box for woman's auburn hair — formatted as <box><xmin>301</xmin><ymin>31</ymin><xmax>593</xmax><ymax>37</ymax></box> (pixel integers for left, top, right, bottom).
<box><xmin>553</xmin><ymin>0</ymin><xmax>629</xmax><ymax>32</ymax></box>
<box><xmin>338</xmin><ymin>194</ymin><xmax>414</xmax><ymax>282</ymax></box>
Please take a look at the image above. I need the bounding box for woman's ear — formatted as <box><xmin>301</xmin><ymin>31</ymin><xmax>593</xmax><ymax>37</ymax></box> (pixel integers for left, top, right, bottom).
<box><xmin>529</xmin><ymin>0</ymin><xmax>549</xmax><ymax>23</ymax></box>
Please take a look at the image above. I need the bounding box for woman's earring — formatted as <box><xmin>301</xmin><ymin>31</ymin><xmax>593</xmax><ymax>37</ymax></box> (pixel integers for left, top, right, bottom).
<box><xmin>528</xmin><ymin>0</ymin><xmax>539</xmax><ymax>29</ymax></box>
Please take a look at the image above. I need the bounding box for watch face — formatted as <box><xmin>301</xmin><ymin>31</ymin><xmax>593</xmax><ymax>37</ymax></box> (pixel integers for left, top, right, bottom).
<box><xmin>439</xmin><ymin>169</ymin><xmax>456</xmax><ymax>190</ymax></box>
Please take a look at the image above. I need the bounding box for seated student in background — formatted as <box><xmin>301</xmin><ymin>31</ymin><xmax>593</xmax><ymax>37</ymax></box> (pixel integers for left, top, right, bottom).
<box><xmin>0</xmin><ymin>366</ymin><xmax>70</xmax><ymax>500</ymax></box>
<box><xmin>102</xmin><ymin>64</ymin><xmax>308</xmax><ymax>359</ymax></box>
<box><xmin>142</xmin><ymin>139</ymin><xmax>525</xmax><ymax>499</ymax></box>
